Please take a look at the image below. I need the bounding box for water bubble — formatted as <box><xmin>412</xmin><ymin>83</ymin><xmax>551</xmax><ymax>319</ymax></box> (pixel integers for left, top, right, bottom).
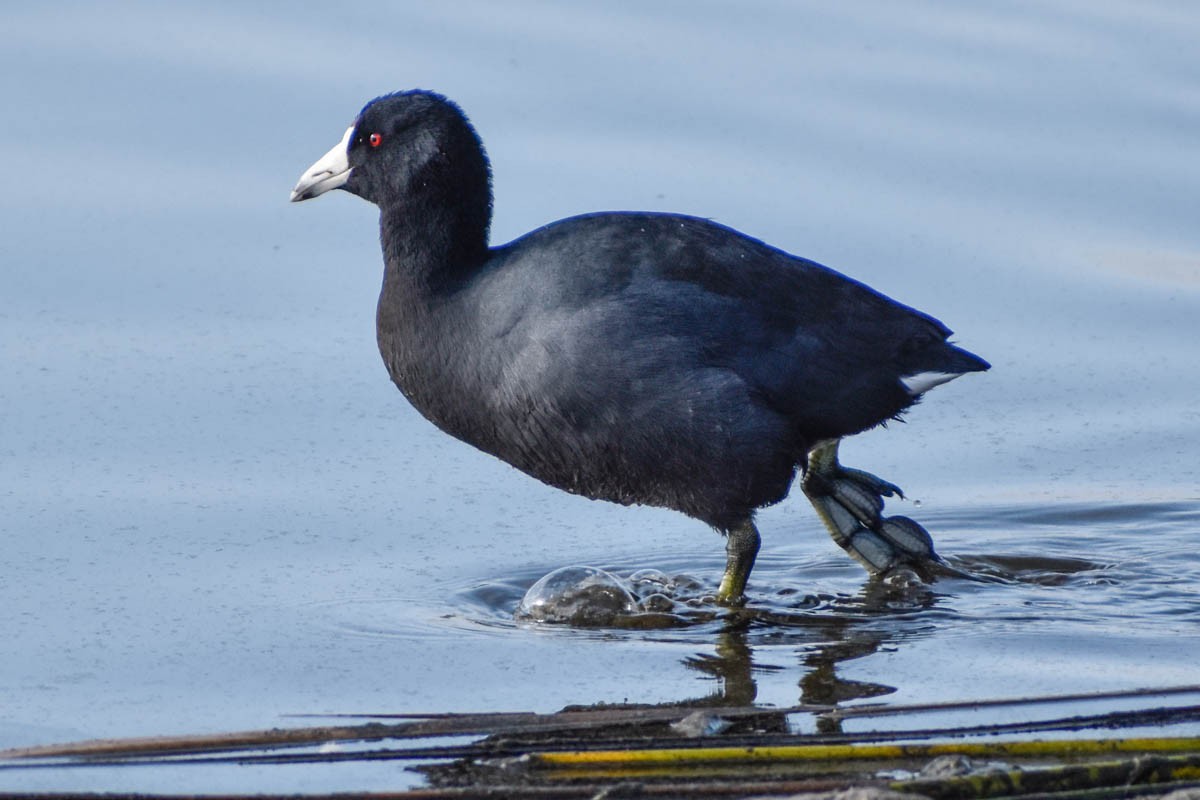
<box><xmin>629</xmin><ymin>568</ymin><xmax>674</xmax><ymax>593</ymax></box>
<box><xmin>640</xmin><ymin>592</ymin><xmax>676</xmax><ymax>613</ymax></box>
<box><xmin>516</xmin><ymin>566</ymin><xmax>639</xmax><ymax>625</ymax></box>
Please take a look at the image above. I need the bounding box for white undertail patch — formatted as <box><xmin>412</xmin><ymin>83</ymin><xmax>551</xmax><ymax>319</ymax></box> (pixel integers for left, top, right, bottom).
<box><xmin>900</xmin><ymin>371</ymin><xmax>962</xmax><ymax>396</ymax></box>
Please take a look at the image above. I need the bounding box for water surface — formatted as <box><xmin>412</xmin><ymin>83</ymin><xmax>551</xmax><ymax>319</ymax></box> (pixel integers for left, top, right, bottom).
<box><xmin>2</xmin><ymin>1</ymin><xmax>1198</xmax><ymax>793</ymax></box>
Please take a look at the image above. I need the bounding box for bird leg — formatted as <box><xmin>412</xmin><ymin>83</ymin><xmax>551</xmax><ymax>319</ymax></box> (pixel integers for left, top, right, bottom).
<box><xmin>801</xmin><ymin>439</ymin><xmax>939</xmax><ymax>575</ymax></box>
<box><xmin>717</xmin><ymin>518</ymin><xmax>761</xmax><ymax>606</ymax></box>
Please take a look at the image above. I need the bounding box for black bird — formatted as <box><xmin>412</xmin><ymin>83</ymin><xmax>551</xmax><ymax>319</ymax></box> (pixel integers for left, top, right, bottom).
<box><xmin>291</xmin><ymin>90</ymin><xmax>989</xmax><ymax>604</ymax></box>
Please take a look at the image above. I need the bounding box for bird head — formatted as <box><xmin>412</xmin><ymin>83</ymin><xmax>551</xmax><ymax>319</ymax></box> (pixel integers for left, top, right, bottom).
<box><xmin>290</xmin><ymin>90</ymin><xmax>490</xmax><ymax>213</ymax></box>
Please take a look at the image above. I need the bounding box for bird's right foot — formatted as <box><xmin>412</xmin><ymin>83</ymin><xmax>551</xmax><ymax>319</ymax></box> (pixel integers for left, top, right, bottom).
<box><xmin>801</xmin><ymin>439</ymin><xmax>940</xmax><ymax>576</ymax></box>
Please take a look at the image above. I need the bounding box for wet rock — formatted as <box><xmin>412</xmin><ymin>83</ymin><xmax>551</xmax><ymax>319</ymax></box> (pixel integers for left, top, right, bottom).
<box><xmin>669</xmin><ymin>710</ymin><xmax>732</xmax><ymax>737</ymax></box>
<box><xmin>919</xmin><ymin>754</ymin><xmax>974</xmax><ymax>777</ymax></box>
<box><xmin>1147</xmin><ymin>791</ymin><xmax>1200</xmax><ymax>800</ymax></box>
<box><xmin>748</xmin><ymin>787</ymin><xmax>929</xmax><ymax>800</ymax></box>
<box><xmin>919</xmin><ymin>754</ymin><xmax>1013</xmax><ymax>778</ymax></box>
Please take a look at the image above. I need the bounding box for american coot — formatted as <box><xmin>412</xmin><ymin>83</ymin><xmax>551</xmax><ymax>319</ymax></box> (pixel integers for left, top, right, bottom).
<box><xmin>291</xmin><ymin>90</ymin><xmax>989</xmax><ymax>604</ymax></box>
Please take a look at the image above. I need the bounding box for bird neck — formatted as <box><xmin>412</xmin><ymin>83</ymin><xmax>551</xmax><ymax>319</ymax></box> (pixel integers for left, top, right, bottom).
<box><xmin>375</xmin><ymin>199</ymin><xmax>489</xmax><ymax>377</ymax></box>
<box><xmin>378</xmin><ymin>209</ymin><xmax>485</xmax><ymax>305</ymax></box>
<box><xmin>374</xmin><ymin>141</ymin><xmax>492</xmax><ymax>385</ymax></box>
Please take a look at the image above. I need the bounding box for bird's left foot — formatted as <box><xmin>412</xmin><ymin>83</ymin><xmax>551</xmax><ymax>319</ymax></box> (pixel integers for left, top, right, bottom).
<box><xmin>801</xmin><ymin>439</ymin><xmax>940</xmax><ymax>576</ymax></box>
<box><xmin>716</xmin><ymin>518</ymin><xmax>761</xmax><ymax>606</ymax></box>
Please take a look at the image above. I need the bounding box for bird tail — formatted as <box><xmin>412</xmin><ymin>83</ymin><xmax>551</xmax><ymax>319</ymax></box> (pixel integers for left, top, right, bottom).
<box><xmin>899</xmin><ymin>342</ymin><xmax>989</xmax><ymax>396</ymax></box>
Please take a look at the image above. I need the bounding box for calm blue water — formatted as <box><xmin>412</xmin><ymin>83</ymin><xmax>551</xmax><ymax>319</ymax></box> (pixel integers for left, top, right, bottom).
<box><xmin>2</xmin><ymin>1</ymin><xmax>1198</xmax><ymax>793</ymax></box>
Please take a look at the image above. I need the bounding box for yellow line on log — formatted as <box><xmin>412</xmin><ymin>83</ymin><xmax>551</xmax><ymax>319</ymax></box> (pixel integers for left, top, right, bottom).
<box><xmin>534</xmin><ymin>737</ymin><xmax>1200</xmax><ymax>768</ymax></box>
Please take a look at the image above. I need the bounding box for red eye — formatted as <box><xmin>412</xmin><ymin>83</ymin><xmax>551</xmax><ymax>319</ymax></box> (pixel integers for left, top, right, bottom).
<box><xmin>368</xmin><ymin>132</ymin><xmax>383</xmax><ymax>148</ymax></box>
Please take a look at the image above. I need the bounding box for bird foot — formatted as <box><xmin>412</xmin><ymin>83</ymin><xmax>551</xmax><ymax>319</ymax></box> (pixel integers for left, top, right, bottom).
<box><xmin>802</xmin><ymin>440</ymin><xmax>939</xmax><ymax>575</ymax></box>
<box><xmin>716</xmin><ymin>519</ymin><xmax>760</xmax><ymax>606</ymax></box>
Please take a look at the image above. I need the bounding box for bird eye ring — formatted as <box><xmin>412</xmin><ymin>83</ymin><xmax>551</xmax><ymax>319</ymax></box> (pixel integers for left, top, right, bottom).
<box><xmin>368</xmin><ymin>132</ymin><xmax>383</xmax><ymax>147</ymax></box>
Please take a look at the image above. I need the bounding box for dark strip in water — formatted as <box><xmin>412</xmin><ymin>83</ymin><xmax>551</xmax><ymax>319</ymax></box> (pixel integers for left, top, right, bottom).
<box><xmin>4</xmin><ymin>707</ymin><xmax>1200</xmax><ymax>771</ymax></box>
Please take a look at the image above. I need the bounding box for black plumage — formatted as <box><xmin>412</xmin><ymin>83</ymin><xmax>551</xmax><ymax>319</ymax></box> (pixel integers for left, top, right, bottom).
<box><xmin>292</xmin><ymin>90</ymin><xmax>988</xmax><ymax>602</ymax></box>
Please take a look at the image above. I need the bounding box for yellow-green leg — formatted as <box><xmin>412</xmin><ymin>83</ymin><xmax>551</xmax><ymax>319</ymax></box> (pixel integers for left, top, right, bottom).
<box><xmin>716</xmin><ymin>518</ymin><xmax>760</xmax><ymax>606</ymax></box>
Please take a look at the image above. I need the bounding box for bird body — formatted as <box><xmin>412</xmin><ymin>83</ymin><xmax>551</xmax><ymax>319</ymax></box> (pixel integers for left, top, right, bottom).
<box><xmin>292</xmin><ymin>90</ymin><xmax>989</xmax><ymax>602</ymax></box>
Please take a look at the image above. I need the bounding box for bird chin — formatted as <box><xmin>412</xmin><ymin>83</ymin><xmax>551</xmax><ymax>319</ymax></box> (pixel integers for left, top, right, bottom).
<box><xmin>290</xmin><ymin>126</ymin><xmax>354</xmax><ymax>202</ymax></box>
